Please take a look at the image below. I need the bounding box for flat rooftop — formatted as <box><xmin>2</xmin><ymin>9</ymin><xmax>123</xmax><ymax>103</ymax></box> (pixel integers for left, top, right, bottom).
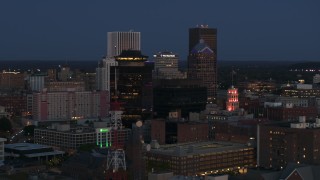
<box><xmin>5</xmin><ymin>143</ymin><xmax>64</xmax><ymax>158</ymax></box>
<box><xmin>5</xmin><ymin>143</ymin><xmax>51</xmax><ymax>151</ymax></box>
<box><xmin>149</xmin><ymin>141</ymin><xmax>253</xmax><ymax>157</ymax></box>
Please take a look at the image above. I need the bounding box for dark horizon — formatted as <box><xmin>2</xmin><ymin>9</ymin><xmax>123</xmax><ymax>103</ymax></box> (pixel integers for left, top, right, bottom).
<box><xmin>0</xmin><ymin>0</ymin><xmax>319</xmax><ymax>61</ymax></box>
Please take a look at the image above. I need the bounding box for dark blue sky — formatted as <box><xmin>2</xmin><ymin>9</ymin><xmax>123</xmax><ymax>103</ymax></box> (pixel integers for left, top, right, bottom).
<box><xmin>0</xmin><ymin>0</ymin><xmax>319</xmax><ymax>61</ymax></box>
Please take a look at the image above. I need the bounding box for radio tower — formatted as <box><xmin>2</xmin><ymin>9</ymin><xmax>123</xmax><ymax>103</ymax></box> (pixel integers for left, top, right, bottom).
<box><xmin>106</xmin><ymin>68</ymin><xmax>127</xmax><ymax>180</ymax></box>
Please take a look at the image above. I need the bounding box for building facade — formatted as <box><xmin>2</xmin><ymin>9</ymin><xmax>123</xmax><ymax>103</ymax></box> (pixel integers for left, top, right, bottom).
<box><xmin>34</xmin><ymin>125</ymin><xmax>95</xmax><ymax>150</ymax></box>
<box><xmin>46</xmin><ymin>81</ymin><xmax>86</xmax><ymax>92</ymax></box>
<box><xmin>258</xmin><ymin>119</ymin><xmax>320</xmax><ymax>169</ymax></box>
<box><xmin>107</xmin><ymin>31</ymin><xmax>141</xmax><ymax>57</ymax></box>
<box><xmin>32</xmin><ymin>90</ymin><xmax>109</xmax><ymax>121</ymax></box>
<box><xmin>110</xmin><ymin>50</ymin><xmax>153</xmax><ymax>122</ymax></box>
<box><xmin>0</xmin><ymin>71</ymin><xmax>25</xmax><ymax>90</ymax></box>
<box><xmin>28</xmin><ymin>74</ymin><xmax>46</xmax><ymax>92</ymax></box>
<box><xmin>152</xmin><ymin>51</ymin><xmax>186</xmax><ymax>79</ymax></box>
<box><xmin>189</xmin><ymin>26</ymin><xmax>217</xmax><ymax>54</ymax></box>
<box><xmin>145</xmin><ymin>141</ymin><xmax>255</xmax><ymax>176</ymax></box>
<box><xmin>95</xmin><ymin>127</ymin><xmax>130</xmax><ymax>149</ymax></box>
<box><xmin>266</xmin><ymin>106</ymin><xmax>317</xmax><ymax>121</ymax></box>
<box><xmin>95</xmin><ymin>57</ymin><xmax>118</xmax><ymax>92</ymax></box>
<box><xmin>153</xmin><ymin>79</ymin><xmax>207</xmax><ymax>118</ymax></box>
<box><xmin>188</xmin><ymin>40</ymin><xmax>217</xmax><ymax>103</ymax></box>
<box><xmin>151</xmin><ymin>119</ymin><xmax>209</xmax><ymax>145</ymax></box>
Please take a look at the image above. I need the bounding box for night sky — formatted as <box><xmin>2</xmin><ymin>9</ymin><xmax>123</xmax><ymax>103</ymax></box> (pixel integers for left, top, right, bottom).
<box><xmin>0</xmin><ymin>0</ymin><xmax>319</xmax><ymax>61</ymax></box>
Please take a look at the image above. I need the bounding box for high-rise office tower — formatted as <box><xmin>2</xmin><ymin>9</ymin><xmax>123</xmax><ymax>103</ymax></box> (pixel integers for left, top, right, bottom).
<box><xmin>188</xmin><ymin>26</ymin><xmax>217</xmax><ymax>103</ymax></box>
<box><xmin>188</xmin><ymin>39</ymin><xmax>217</xmax><ymax>103</ymax></box>
<box><xmin>95</xmin><ymin>57</ymin><xmax>118</xmax><ymax>91</ymax></box>
<box><xmin>110</xmin><ymin>50</ymin><xmax>153</xmax><ymax>125</ymax></box>
<box><xmin>107</xmin><ymin>31</ymin><xmax>141</xmax><ymax>57</ymax></box>
<box><xmin>189</xmin><ymin>25</ymin><xmax>217</xmax><ymax>54</ymax></box>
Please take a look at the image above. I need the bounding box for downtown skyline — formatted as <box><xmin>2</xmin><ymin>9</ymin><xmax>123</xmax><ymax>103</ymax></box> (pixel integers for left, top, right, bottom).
<box><xmin>0</xmin><ymin>0</ymin><xmax>319</xmax><ymax>61</ymax></box>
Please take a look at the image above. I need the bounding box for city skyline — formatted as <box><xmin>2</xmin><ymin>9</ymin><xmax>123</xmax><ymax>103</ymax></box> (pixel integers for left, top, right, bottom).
<box><xmin>0</xmin><ymin>0</ymin><xmax>319</xmax><ymax>61</ymax></box>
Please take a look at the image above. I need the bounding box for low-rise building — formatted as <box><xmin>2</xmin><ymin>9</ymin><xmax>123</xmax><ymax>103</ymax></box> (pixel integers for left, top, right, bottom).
<box><xmin>34</xmin><ymin>125</ymin><xmax>96</xmax><ymax>150</ymax></box>
<box><xmin>4</xmin><ymin>143</ymin><xmax>64</xmax><ymax>161</ymax></box>
<box><xmin>145</xmin><ymin>141</ymin><xmax>255</xmax><ymax>176</ymax></box>
<box><xmin>34</xmin><ymin>124</ymin><xmax>130</xmax><ymax>151</ymax></box>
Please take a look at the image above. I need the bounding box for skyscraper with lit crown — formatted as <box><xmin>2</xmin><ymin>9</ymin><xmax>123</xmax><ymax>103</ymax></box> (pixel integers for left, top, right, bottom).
<box><xmin>188</xmin><ymin>39</ymin><xmax>217</xmax><ymax>103</ymax></box>
<box><xmin>189</xmin><ymin>25</ymin><xmax>217</xmax><ymax>55</ymax></box>
<box><xmin>188</xmin><ymin>26</ymin><xmax>217</xmax><ymax>103</ymax></box>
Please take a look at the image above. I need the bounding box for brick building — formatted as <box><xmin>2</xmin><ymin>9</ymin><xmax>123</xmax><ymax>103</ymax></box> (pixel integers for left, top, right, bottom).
<box><xmin>145</xmin><ymin>141</ymin><xmax>255</xmax><ymax>176</ymax></box>
<box><xmin>266</xmin><ymin>106</ymin><xmax>317</xmax><ymax>121</ymax></box>
<box><xmin>151</xmin><ymin>119</ymin><xmax>208</xmax><ymax>145</ymax></box>
<box><xmin>258</xmin><ymin>118</ymin><xmax>320</xmax><ymax>170</ymax></box>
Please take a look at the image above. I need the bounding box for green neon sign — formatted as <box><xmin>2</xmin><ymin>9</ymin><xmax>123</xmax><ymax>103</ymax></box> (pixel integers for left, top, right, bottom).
<box><xmin>100</xmin><ymin>129</ymin><xmax>109</xmax><ymax>133</ymax></box>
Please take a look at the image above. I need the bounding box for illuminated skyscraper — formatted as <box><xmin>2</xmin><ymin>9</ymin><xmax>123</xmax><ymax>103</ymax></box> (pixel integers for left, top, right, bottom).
<box><xmin>188</xmin><ymin>39</ymin><xmax>217</xmax><ymax>103</ymax></box>
<box><xmin>110</xmin><ymin>50</ymin><xmax>153</xmax><ymax>124</ymax></box>
<box><xmin>107</xmin><ymin>31</ymin><xmax>141</xmax><ymax>57</ymax></box>
<box><xmin>188</xmin><ymin>26</ymin><xmax>217</xmax><ymax>103</ymax></box>
<box><xmin>189</xmin><ymin>25</ymin><xmax>217</xmax><ymax>54</ymax></box>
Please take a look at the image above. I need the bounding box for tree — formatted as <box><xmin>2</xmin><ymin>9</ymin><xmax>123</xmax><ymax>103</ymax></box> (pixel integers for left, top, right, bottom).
<box><xmin>0</xmin><ymin>117</ymin><xmax>12</xmax><ymax>132</ymax></box>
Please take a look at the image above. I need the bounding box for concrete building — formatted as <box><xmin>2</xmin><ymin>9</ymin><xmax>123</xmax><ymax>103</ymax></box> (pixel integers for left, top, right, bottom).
<box><xmin>28</xmin><ymin>74</ymin><xmax>46</xmax><ymax>91</ymax></box>
<box><xmin>32</xmin><ymin>90</ymin><xmax>109</xmax><ymax>121</ymax></box>
<box><xmin>107</xmin><ymin>31</ymin><xmax>141</xmax><ymax>57</ymax></box>
<box><xmin>34</xmin><ymin>125</ymin><xmax>96</xmax><ymax>150</ymax></box>
<box><xmin>258</xmin><ymin>118</ymin><xmax>320</xmax><ymax>170</ymax></box>
<box><xmin>95</xmin><ymin>57</ymin><xmax>118</xmax><ymax>92</ymax></box>
<box><xmin>152</xmin><ymin>51</ymin><xmax>186</xmax><ymax>80</ymax></box>
<box><xmin>34</xmin><ymin>124</ymin><xmax>130</xmax><ymax>151</ymax></box>
<box><xmin>145</xmin><ymin>141</ymin><xmax>255</xmax><ymax>176</ymax></box>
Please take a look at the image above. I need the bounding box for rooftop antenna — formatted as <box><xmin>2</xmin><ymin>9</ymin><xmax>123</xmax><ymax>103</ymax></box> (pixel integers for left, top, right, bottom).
<box><xmin>231</xmin><ymin>67</ymin><xmax>235</xmax><ymax>88</ymax></box>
